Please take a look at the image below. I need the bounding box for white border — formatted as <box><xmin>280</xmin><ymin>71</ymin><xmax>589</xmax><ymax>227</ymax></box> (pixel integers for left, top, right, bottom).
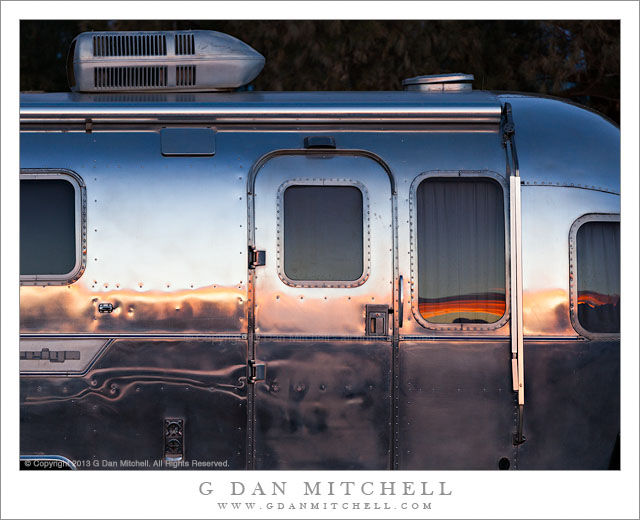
<box><xmin>3</xmin><ymin>3</ymin><xmax>638</xmax><ymax>520</ymax></box>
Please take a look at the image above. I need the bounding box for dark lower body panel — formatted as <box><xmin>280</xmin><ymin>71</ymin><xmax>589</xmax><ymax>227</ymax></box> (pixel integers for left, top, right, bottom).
<box><xmin>21</xmin><ymin>338</ymin><xmax>619</xmax><ymax>470</ymax></box>
<box><xmin>516</xmin><ymin>340</ymin><xmax>620</xmax><ymax>469</ymax></box>
<box><xmin>20</xmin><ymin>339</ymin><xmax>248</xmax><ymax>469</ymax></box>
<box><xmin>398</xmin><ymin>340</ymin><xmax>518</xmax><ymax>470</ymax></box>
<box><xmin>254</xmin><ymin>340</ymin><xmax>392</xmax><ymax>470</ymax></box>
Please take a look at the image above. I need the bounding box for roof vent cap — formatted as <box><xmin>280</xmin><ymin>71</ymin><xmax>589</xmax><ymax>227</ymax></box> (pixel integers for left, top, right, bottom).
<box><xmin>402</xmin><ymin>73</ymin><xmax>474</xmax><ymax>92</ymax></box>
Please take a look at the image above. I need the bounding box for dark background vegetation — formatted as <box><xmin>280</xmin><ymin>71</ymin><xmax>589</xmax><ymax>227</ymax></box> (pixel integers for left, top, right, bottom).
<box><xmin>21</xmin><ymin>20</ymin><xmax>620</xmax><ymax>123</ymax></box>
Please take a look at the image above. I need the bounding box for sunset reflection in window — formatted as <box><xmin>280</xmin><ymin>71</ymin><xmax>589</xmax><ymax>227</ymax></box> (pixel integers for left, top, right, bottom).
<box><xmin>417</xmin><ymin>177</ymin><xmax>506</xmax><ymax>325</ymax></box>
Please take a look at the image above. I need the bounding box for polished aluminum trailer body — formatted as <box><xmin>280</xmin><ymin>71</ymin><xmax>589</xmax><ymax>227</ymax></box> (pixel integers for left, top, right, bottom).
<box><xmin>20</xmin><ymin>89</ymin><xmax>620</xmax><ymax>469</ymax></box>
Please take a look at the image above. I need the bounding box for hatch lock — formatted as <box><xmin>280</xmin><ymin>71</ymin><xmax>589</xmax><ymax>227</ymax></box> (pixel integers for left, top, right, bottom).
<box><xmin>248</xmin><ymin>246</ymin><xmax>266</xmax><ymax>269</ymax></box>
<box><xmin>248</xmin><ymin>360</ymin><xmax>266</xmax><ymax>384</ymax></box>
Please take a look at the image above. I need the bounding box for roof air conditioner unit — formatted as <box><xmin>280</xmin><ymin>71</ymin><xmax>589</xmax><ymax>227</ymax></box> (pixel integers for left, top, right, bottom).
<box><xmin>67</xmin><ymin>30</ymin><xmax>265</xmax><ymax>92</ymax></box>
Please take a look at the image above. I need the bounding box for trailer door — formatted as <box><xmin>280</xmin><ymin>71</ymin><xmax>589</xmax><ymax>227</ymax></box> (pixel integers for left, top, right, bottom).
<box><xmin>250</xmin><ymin>151</ymin><xmax>394</xmax><ymax>469</ymax></box>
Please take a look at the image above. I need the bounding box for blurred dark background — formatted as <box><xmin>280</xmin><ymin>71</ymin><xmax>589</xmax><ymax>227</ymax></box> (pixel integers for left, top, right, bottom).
<box><xmin>21</xmin><ymin>20</ymin><xmax>620</xmax><ymax>123</ymax></box>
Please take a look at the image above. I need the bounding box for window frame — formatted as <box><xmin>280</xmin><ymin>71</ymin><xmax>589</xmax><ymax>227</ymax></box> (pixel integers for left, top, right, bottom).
<box><xmin>276</xmin><ymin>178</ymin><xmax>370</xmax><ymax>288</ymax></box>
<box><xmin>409</xmin><ymin>170</ymin><xmax>511</xmax><ymax>332</ymax></box>
<box><xmin>20</xmin><ymin>169</ymin><xmax>87</xmax><ymax>286</ymax></box>
<box><xmin>569</xmin><ymin>213</ymin><xmax>620</xmax><ymax>339</ymax></box>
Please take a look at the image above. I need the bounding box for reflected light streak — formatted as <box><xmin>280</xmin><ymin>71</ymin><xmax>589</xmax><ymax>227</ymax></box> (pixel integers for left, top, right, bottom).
<box><xmin>20</xmin><ymin>283</ymin><xmax>245</xmax><ymax>333</ymax></box>
<box><xmin>418</xmin><ymin>293</ymin><xmax>505</xmax><ymax>322</ymax></box>
<box><xmin>522</xmin><ymin>288</ymin><xmax>574</xmax><ymax>335</ymax></box>
<box><xmin>577</xmin><ymin>291</ymin><xmax>619</xmax><ymax>306</ymax></box>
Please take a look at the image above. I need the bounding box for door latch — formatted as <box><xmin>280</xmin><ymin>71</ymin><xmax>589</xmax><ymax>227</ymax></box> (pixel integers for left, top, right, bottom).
<box><xmin>366</xmin><ymin>304</ymin><xmax>389</xmax><ymax>336</ymax></box>
<box><xmin>248</xmin><ymin>359</ymin><xmax>266</xmax><ymax>384</ymax></box>
<box><xmin>248</xmin><ymin>246</ymin><xmax>266</xmax><ymax>269</ymax></box>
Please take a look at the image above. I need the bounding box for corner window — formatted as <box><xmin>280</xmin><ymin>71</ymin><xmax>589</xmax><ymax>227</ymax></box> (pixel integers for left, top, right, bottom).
<box><xmin>20</xmin><ymin>171</ymin><xmax>85</xmax><ymax>284</ymax></box>
<box><xmin>280</xmin><ymin>183</ymin><xmax>366</xmax><ymax>286</ymax></box>
<box><xmin>416</xmin><ymin>176</ymin><xmax>506</xmax><ymax>326</ymax></box>
<box><xmin>574</xmin><ymin>218</ymin><xmax>620</xmax><ymax>334</ymax></box>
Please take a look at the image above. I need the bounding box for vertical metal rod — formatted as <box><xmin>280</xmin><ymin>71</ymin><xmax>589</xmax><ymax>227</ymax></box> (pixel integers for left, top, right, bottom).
<box><xmin>509</xmin><ymin>175</ymin><xmax>524</xmax><ymax>405</ymax></box>
<box><xmin>509</xmin><ymin>175</ymin><xmax>519</xmax><ymax>392</ymax></box>
<box><xmin>514</xmin><ymin>176</ymin><xmax>524</xmax><ymax>407</ymax></box>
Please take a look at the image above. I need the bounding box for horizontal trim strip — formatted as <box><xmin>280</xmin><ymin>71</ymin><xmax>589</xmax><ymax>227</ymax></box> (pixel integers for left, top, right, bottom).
<box><xmin>20</xmin><ymin>333</ymin><xmax>596</xmax><ymax>342</ymax></box>
<box><xmin>20</xmin><ymin>333</ymin><xmax>247</xmax><ymax>340</ymax></box>
<box><xmin>20</xmin><ymin>334</ymin><xmax>594</xmax><ymax>342</ymax></box>
<box><xmin>399</xmin><ymin>335</ymin><xmax>588</xmax><ymax>342</ymax></box>
<box><xmin>20</xmin><ymin>92</ymin><xmax>502</xmax><ymax>124</ymax></box>
<box><xmin>255</xmin><ymin>335</ymin><xmax>392</xmax><ymax>342</ymax></box>
<box><xmin>522</xmin><ymin>182</ymin><xmax>619</xmax><ymax>196</ymax></box>
<box><xmin>21</xmin><ymin>115</ymin><xmax>501</xmax><ymax>125</ymax></box>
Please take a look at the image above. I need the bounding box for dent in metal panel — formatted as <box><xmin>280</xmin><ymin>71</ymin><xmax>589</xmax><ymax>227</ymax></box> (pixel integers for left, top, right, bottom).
<box><xmin>398</xmin><ymin>341</ymin><xmax>517</xmax><ymax>470</ymax></box>
<box><xmin>20</xmin><ymin>339</ymin><xmax>247</xmax><ymax>468</ymax></box>
<box><xmin>516</xmin><ymin>340</ymin><xmax>620</xmax><ymax>469</ymax></box>
<box><xmin>255</xmin><ymin>341</ymin><xmax>391</xmax><ymax>470</ymax></box>
<box><xmin>20</xmin><ymin>284</ymin><xmax>245</xmax><ymax>334</ymax></box>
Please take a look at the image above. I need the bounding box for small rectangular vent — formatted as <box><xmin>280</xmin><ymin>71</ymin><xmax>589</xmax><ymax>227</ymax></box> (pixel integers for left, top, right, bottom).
<box><xmin>176</xmin><ymin>65</ymin><xmax>196</xmax><ymax>87</ymax></box>
<box><xmin>94</xmin><ymin>66</ymin><xmax>168</xmax><ymax>89</ymax></box>
<box><xmin>176</xmin><ymin>65</ymin><xmax>196</xmax><ymax>86</ymax></box>
<box><xmin>175</xmin><ymin>33</ymin><xmax>195</xmax><ymax>55</ymax></box>
<box><xmin>93</xmin><ymin>34</ymin><xmax>167</xmax><ymax>57</ymax></box>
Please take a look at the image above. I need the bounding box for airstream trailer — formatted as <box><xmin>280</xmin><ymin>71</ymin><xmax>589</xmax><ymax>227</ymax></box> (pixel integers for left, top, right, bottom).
<box><xmin>19</xmin><ymin>30</ymin><xmax>620</xmax><ymax>470</ymax></box>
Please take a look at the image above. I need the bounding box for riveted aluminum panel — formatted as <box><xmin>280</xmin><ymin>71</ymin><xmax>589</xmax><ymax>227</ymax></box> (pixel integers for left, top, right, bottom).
<box><xmin>498</xmin><ymin>95</ymin><xmax>619</xmax><ymax>193</ymax></box>
<box><xmin>515</xmin><ymin>340</ymin><xmax>620</xmax><ymax>469</ymax></box>
<box><xmin>398</xmin><ymin>340</ymin><xmax>517</xmax><ymax>470</ymax></box>
<box><xmin>520</xmin><ymin>187</ymin><xmax>620</xmax><ymax>336</ymax></box>
<box><xmin>20</xmin><ymin>339</ymin><xmax>247</xmax><ymax>469</ymax></box>
<box><xmin>252</xmin><ymin>153</ymin><xmax>394</xmax><ymax>336</ymax></box>
<box><xmin>254</xmin><ymin>340</ymin><xmax>392</xmax><ymax>470</ymax></box>
<box><xmin>19</xmin><ymin>105</ymin><xmax>620</xmax><ymax>471</ymax></box>
<box><xmin>395</xmin><ymin>130</ymin><xmax>511</xmax><ymax>338</ymax></box>
<box><xmin>20</xmin><ymin>131</ymin><xmax>247</xmax><ymax>334</ymax></box>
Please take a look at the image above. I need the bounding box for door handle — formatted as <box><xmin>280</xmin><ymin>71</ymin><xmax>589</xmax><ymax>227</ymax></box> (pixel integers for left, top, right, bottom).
<box><xmin>366</xmin><ymin>304</ymin><xmax>389</xmax><ymax>336</ymax></box>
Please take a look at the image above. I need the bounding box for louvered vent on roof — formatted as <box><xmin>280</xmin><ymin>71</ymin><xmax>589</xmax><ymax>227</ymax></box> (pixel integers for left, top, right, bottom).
<box><xmin>176</xmin><ymin>65</ymin><xmax>196</xmax><ymax>86</ymax></box>
<box><xmin>175</xmin><ymin>33</ymin><xmax>195</xmax><ymax>55</ymax></box>
<box><xmin>93</xmin><ymin>33</ymin><xmax>167</xmax><ymax>57</ymax></box>
<box><xmin>94</xmin><ymin>66</ymin><xmax>168</xmax><ymax>89</ymax></box>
